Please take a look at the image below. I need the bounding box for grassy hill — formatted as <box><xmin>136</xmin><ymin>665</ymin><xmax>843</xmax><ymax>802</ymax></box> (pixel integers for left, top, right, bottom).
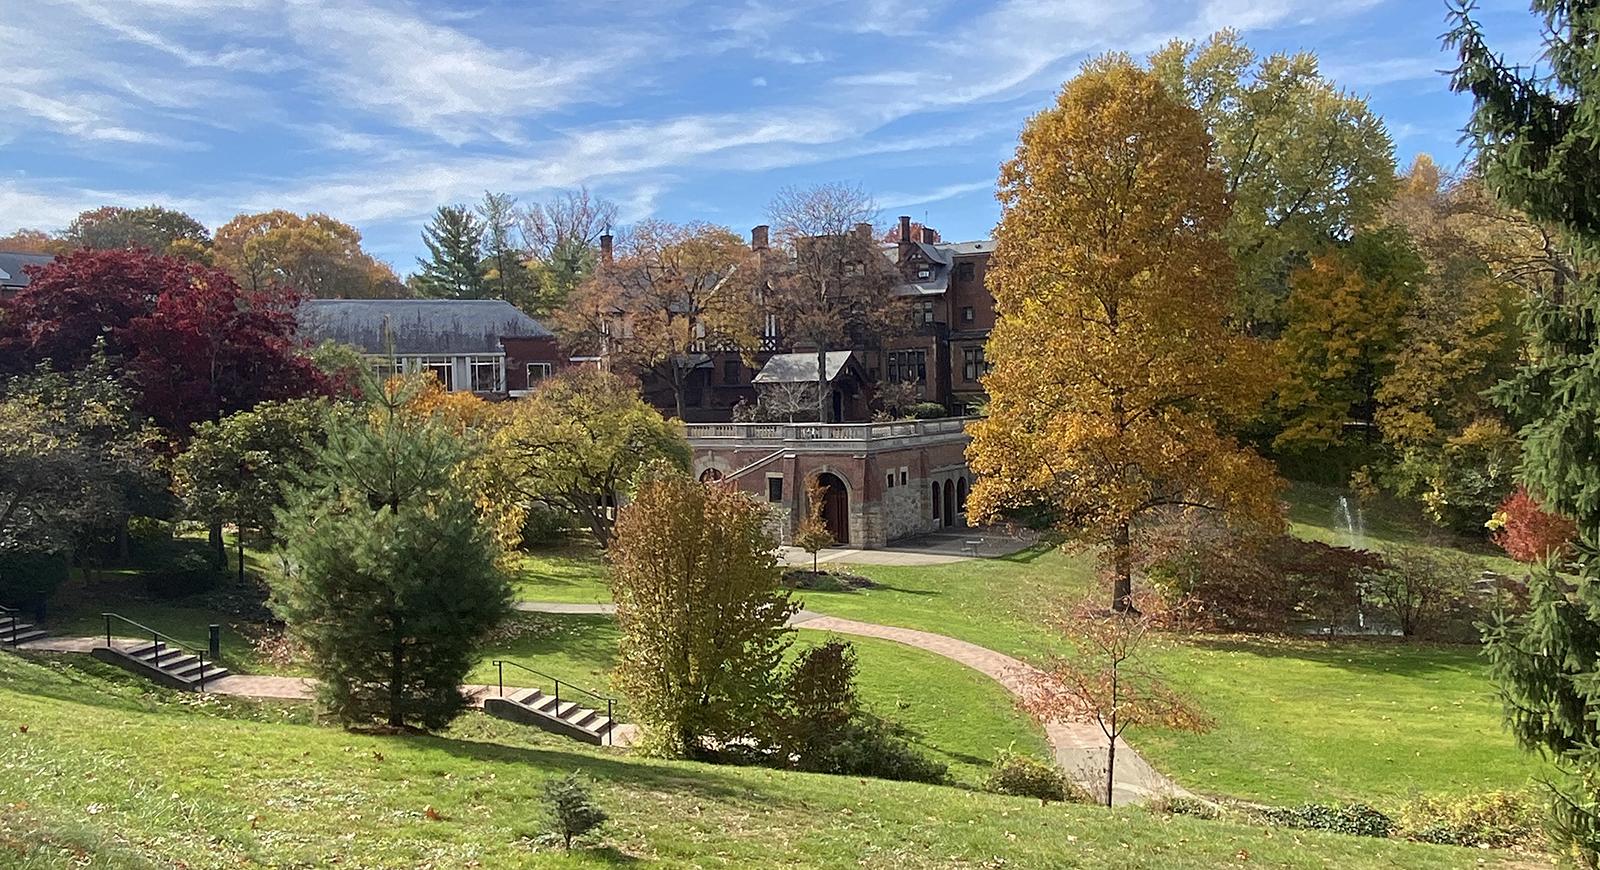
<box><xmin>0</xmin><ymin>652</ymin><xmax>1532</xmax><ymax>868</ymax></box>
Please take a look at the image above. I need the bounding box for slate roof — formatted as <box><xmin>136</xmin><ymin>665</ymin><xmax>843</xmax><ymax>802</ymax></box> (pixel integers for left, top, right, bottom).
<box><xmin>299</xmin><ymin>299</ymin><xmax>552</xmax><ymax>355</ymax></box>
<box><xmin>879</xmin><ymin>239</ymin><xmax>992</xmax><ymax>297</ymax></box>
<box><xmin>0</xmin><ymin>251</ymin><xmax>56</xmax><ymax>289</ymax></box>
<box><xmin>754</xmin><ymin>351</ymin><xmax>857</xmax><ymax>384</ymax></box>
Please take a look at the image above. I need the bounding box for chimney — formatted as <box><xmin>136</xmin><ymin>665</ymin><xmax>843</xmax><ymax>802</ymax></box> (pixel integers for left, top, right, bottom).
<box><xmin>751</xmin><ymin>224</ymin><xmax>769</xmax><ymax>251</ymax></box>
<box><xmin>854</xmin><ymin>222</ymin><xmax>872</xmax><ymax>241</ymax></box>
<box><xmin>898</xmin><ymin>215</ymin><xmax>912</xmax><ymax>243</ymax></box>
<box><xmin>599</xmin><ymin>232</ymin><xmax>613</xmax><ymax>264</ymax></box>
<box><xmin>919</xmin><ymin>225</ymin><xmax>939</xmax><ymax>243</ymax></box>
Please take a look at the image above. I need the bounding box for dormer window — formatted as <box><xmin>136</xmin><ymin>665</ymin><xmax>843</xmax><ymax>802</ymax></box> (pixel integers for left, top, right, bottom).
<box><xmin>917</xmin><ymin>266</ymin><xmax>932</xmax><ymax>281</ymax></box>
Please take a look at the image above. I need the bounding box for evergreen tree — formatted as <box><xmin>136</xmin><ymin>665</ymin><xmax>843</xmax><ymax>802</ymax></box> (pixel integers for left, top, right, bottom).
<box><xmin>271</xmin><ymin>377</ymin><xmax>511</xmax><ymax>730</ymax></box>
<box><xmin>414</xmin><ymin>205</ymin><xmax>488</xmax><ymax>299</ymax></box>
<box><xmin>475</xmin><ymin>192</ymin><xmax>539</xmax><ymax>310</ymax></box>
<box><xmin>1450</xmin><ymin>2</ymin><xmax>1600</xmax><ymax>859</ymax></box>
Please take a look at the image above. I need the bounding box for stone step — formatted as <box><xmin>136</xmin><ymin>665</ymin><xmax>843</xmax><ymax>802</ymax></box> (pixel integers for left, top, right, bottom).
<box><xmin>0</xmin><ymin>627</ymin><xmax>45</xmax><ymax>646</ymax></box>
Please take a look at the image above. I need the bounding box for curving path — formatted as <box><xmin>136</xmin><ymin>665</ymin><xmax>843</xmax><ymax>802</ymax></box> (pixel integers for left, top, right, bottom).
<box><xmin>515</xmin><ymin>601</ymin><xmax>1185</xmax><ymax>805</ymax></box>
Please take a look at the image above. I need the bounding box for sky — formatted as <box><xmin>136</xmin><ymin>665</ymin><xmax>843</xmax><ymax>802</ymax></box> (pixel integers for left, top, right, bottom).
<box><xmin>1</xmin><ymin>0</ymin><xmax>1546</xmax><ymax>272</ymax></box>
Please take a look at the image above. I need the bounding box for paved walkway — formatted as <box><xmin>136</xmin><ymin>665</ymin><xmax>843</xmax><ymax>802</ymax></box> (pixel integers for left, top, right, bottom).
<box><xmin>519</xmin><ymin>602</ymin><xmax>1184</xmax><ymax>805</ymax></box>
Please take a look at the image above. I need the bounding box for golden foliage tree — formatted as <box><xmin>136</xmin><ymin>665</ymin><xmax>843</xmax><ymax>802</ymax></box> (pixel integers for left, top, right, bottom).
<box><xmin>213</xmin><ymin>210</ymin><xmax>404</xmax><ymax>299</ymax></box>
<box><xmin>967</xmin><ymin>57</ymin><xmax>1283</xmax><ymax>610</ymax></box>
<box><xmin>610</xmin><ymin>464</ymin><xmax>795</xmax><ymax>757</ymax></box>
<box><xmin>793</xmin><ymin>476</ymin><xmax>836</xmax><ymax>572</ymax></box>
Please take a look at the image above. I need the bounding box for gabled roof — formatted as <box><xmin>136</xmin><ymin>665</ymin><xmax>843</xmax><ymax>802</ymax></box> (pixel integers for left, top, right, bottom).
<box><xmin>880</xmin><ymin>238</ymin><xmax>992</xmax><ymax>297</ymax></box>
<box><xmin>0</xmin><ymin>251</ymin><xmax>56</xmax><ymax>289</ymax></box>
<box><xmin>299</xmin><ymin>299</ymin><xmax>552</xmax><ymax>355</ymax></box>
<box><xmin>753</xmin><ymin>351</ymin><xmax>858</xmax><ymax>384</ymax></box>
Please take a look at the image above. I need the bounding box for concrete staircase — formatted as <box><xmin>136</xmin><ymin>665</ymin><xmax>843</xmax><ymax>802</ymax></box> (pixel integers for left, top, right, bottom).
<box><xmin>483</xmin><ymin>685</ymin><xmax>620</xmax><ymax>746</ymax></box>
<box><xmin>93</xmin><ymin>640</ymin><xmax>230</xmax><ymax>691</ymax></box>
<box><xmin>0</xmin><ymin>609</ymin><xmax>46</xmax><ymax>647</ymax></box>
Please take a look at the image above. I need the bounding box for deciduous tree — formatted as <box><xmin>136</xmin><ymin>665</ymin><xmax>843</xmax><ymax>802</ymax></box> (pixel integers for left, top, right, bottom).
<box><xmin>1023</xmin><ymin>596</ymin><xmax>1208</xmax><ymax>806</ymax></box>
<box><xmin>0</xmin><ymin>229</ymin><xmax>63</xmax><ymax>254</ymax></box>
<box><xmin>763</xmin><ymin>183</ymin><xmax>905</xmax><ymax>423</ymax></box>
<box><xmin>967</xmin><ymin>57</ymin><xmax>1284</xmax><ymax>611</ymax></box>
<box><xmin>794</xmin><ymin>477</ymin><xmax>835</xmax><ymax>572</ymax></box>
<box><xmin>567</xmin><ymin>220</ymin><xmax>758</xmax><ymax>419</ymax></box>
<box><xmin>213</xmin><ymin>211</ymin><xmax>404</xmax><ymax>299</ymax></box>
<box><xmin>1151</xmin><ymin>30</ymin><xmax>1396</xmax><ymax>333</ymax></box>
<box><xmin>610</xmin><ymin>464</ymin><xmax>796</xmax><ymax>756</ymax></box>
<box><xmin>271</xmin><ymin>379</ymin><xmax>511</xmax><ymax>730</ymax></box>
<box><xmin>493</xmin><ymin>369</ymin><xmax>690</xmax><ymax>548</ymax></box>
<box><xmin>62</xmin><ymin>205</ymin><xmax>211</xmax><ymax>260</ymax></box>
<box><xmin>476</xmin><ymin>192</ymin><xmax>538</xmax><ymax>310</ymax></box>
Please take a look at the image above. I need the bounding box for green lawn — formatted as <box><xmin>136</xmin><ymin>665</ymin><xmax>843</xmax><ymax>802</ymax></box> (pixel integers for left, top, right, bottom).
<box><xmin>0</xmin><ymin>652</ymin><xmax>1525</xmax><ymax>868</ymax></box>
<box><xmin>469</xmin><ymin>612</ymin><xmax>1049</xmax><ymax>786</ymax></box>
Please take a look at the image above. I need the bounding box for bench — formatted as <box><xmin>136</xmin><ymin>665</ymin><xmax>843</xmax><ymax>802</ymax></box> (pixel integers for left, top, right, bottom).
<box><xmin>962</xmin><ymin>538</ymin><xmax>984</xmax><ymax>557</ymax></box>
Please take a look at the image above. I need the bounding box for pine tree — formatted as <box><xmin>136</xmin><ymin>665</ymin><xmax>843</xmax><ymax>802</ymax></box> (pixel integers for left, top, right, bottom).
<box><xmin>1449</xmin><ymin>2</ymin><xmax>1600</xmax><ymax>859</ymax></box>
<box><xmin>271</xmin><ymin>377</ymin><xmax>511</xmax><ymax>730</ymax></box>
<box><xmin>415</xmin><ymin>205</ymin><xmax>489</xmax><ymax>299</ymax></box>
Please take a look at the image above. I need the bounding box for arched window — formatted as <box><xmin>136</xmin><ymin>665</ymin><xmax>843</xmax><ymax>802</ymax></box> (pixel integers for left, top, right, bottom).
<box><xmin>699</xmin><ymin>468</ymin><xmax>724</xmax><ymax>483</ymax></box>
<box><xmin>931</xmin><ymin>481</ymin><xmax>941</xmax><ymax>521</ymax></box>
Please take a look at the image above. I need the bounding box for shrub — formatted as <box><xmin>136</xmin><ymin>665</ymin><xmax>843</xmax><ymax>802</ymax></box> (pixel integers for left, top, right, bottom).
<box><xmin>805</xmin><ymin>716</ymin><xmax>948</xmax><ymax>784</ymax></box>
<box><xmin>1149</xmin><ymin>795</ymin><xmax>1219</xmax><ymax>819</ymax></box>
<box><xmin>1398</xmin><ymin>791</ymin><xmax>1540</xmax><ymax>849</ymax></box>
<box><xmin>984</xmin><ymin>748</ymin><xmax>1073</xmax><ymax>802</ymax></box>
<box><xmin>518</xmin><ymin>505</ymin><xmax>569</xmax><ymax>550</ymax></box>
<box><xmin>540</xmin><ymin>773</ymin><xmax>607</xmax><ymax>851</ymax></box>
<box><xmin>1362</xmin><ymin>545</ymin><xmax>1475</xmax><ymax>638</ymax></box>
<box><xmin>1490</xmin><ymin>487</ymin><xmax>1576</xmax><ymax>564</ymax></box>
<box><xmin>771</xmin><ymin>640</ymin><xmax>858</xmax><ymax>760</ymax></box>
<box><xmin>1258</xmin><ymin>802</ymin><xmax>1394</xmax><ymax>838</ymax></box>
<box><xmin>144</xmin><ymin>551</ymin><xmax>220</xmax><ymax>599</ymax></box>
<box><xmin>909</xmin><ymin>402</ymin><xmax>948</xmax><ymax>420</ymax></box>
<box><xmin>0</xmin><ymin>546</ymin><xmax>70</xmax><ymax>611</ymax></box>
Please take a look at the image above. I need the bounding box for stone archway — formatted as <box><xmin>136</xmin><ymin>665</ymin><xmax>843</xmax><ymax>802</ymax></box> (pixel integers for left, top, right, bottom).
<box><xmin>956</xmin><ymin>477</ymin><xmax>969</xmax><ymax>514</ymax></box>
<box><xmin>931</xmin><ymin>481</ymin><xmax>941</xmax><ymax>524</ymax></box>
<box><xmin>698</xmin><ymin>468</ymin><xmax>724</xmax><ymax>483</ymax></box>
<box><xmin>814</xmin><ymin>472</ymin><xmax>850</xmax><ymax>545</ymax></box>
<box><xmin>943</xmin><ymin>479</ymin><xmax>956</xmax><ymax>528</ymax></box>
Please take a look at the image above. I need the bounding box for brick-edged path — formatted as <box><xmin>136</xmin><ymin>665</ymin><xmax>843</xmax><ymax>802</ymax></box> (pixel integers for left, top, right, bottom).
<box><xmin>516</xmin><ymin>601</ymin><xmax>1185</xmax><ymax>805</ymax></box>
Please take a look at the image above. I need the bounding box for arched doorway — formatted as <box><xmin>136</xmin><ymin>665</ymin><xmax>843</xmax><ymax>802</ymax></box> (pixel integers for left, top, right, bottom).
<box><xmin>943</xmin><ymin>479</ymin><xmax>956</xmax><ymax>528</ymax></box>
<box><xmin>931</xmin><ymin>481</ymin><xmax>941</xmax><ymax>523</ymax></box>
<box><xmin>698</xmin><ymin>468</ymin><xmax>724</xmax><ymax>483</ymax></box>
<box><xmin>956</xmin><ymin>477</ymin><xmax>969</xmax><ymax>514</ymax></box>
<box><xmin>814</xmin><ymin>473</ymin><xmax>850</xmax><ymax>545</ymax></box>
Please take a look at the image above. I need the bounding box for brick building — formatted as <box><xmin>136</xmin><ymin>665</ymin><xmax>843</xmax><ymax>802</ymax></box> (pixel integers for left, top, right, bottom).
<box><xmin>614</xmin><ymin>215</ymin><xmax>996</xmax><ymax>423</ymax></box>
<box><xmin>298</xmin><ymin>299</ymin><xmax>564</xmax><ymax>398</ymax></box>
<box><xmin>687</xmin><ymin>417</ymin><xmax>976</xmax><ymax>548</ymax></box>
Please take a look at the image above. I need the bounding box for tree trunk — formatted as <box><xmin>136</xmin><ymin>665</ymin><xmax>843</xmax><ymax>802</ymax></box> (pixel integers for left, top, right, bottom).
<box><xmin>1112</xmin><ymin>519</ymin><xmax>1133</xmax><ymax>612</ymax></box>
<box><xmin>116</xmin><ymin>515</ymin><xmax>131</xmax><ymax>563</ymax></box>
<box><xmin>208</xmin><ymin>520</ymin><xmax>226</xmax><ymax>568</ymax></box>
<box><xmin>816</xmin><ymin>348</ymin><xmax>828</xmax><ymax>423</ymax></box>
<box><xmin>389</xmin><ymin>634</ymin><xmax>406</xmax><ymax>728</ymax></box>
<box><xmin>1105</xmin><ymin>737</ymin><xmax>1117</xmax><ymax>808</ymax></box>
<box><xmin>236</xmin><ymin>527</ymin><xmax>246</xmax><ymax>585</ymax></box>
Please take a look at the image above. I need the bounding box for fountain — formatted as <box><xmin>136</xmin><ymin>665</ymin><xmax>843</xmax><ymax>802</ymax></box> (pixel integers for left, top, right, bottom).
<box><xmin>1334</xmin><ymin>495</ymin><xmax>1366</xmax><ymax>550</ymax></box>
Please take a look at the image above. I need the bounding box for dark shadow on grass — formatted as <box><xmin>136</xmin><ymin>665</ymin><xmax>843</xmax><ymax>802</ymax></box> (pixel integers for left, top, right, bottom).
<box><xmin>994</xmin><ymin>544</ymin><xmax>1056</xmax><ymax>564</ymax></box>
<box><xmin>1176</xmin><ymin>633</ymin><xmax>1487</xmax><ymax>679</ymax></box>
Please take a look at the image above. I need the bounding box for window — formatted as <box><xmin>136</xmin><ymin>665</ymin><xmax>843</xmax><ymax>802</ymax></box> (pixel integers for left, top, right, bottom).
<box><xmin>899</xmin><ymin>467</ymin><xmax>908</xmax><ymax>486</ymax></box>
<box><xmin>767</xmin><ymin>475</ymin><xmax>784</xmax><ymax>503</ymax></box>
<box><xmin>425</xmin><ymin>360</ymin><xmax>452</xmax><ymax>388</ymax></box>
<box><xmin>916</xmin><ymin>265</ymin><xmax>932</xmax><ymax>281</ymax></box>
<box><xmin>886</xmin><ymin>472</ymin><xmax>895</xmax><ymax>489</ymax></box>
<box><xmin>887</xmin><ymin>350</ymin><xmax>927</xmax><ymax>384</ymax></box>
<box><xmin>471</xmin><ymin>359</ymin><xmax>502</xmax><ymax>392</ymax></box>
<box><xmin>963</xmin><ymin>347</ymin><xmax>990</xmax><ymax>382</ymax></box>
<box><xmin>962</xmin><ymin>306</ymin><xmax>974</xmax><ymax>322</ymax></box>
<box><xmin>764</xmin><ymin>313</ymin><xmax>779</xmax><ymax>338</ymax></box>
<box><xmin>370</xmin><ymin>359</ymin><xmax>400</xmax><ymax>381</ymax></box>
<box><xmin>723</xmin><ymin>359</ymin><xmax>740</xmax><ymax>383</ymax></box>
<box><xmin>918</xmin><ymin>299</ymin><xmax>935</xmax><ymax>324</ymax></box>
<box><xmin>956</xmin><ymin>262</ymin><xmax>975</xmax><ymax>281</ymax></box>
<box><xmin>527</xmin><ymin>362</ymin><xmax>551</xmax><ymax>384</ymax></box>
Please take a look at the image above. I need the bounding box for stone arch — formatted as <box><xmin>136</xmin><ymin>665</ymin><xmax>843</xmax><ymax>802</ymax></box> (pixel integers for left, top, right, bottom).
<box><xmin>956</xmin><ymin>476</ymin><xmax>969</xmax><ymax>514</ymax></box>
<box><xmin>698</xmin><ymin>467</ymin><xmax>725</xmax><ymax>483</ymax></box>
<box><xmin>931</xmin><ymin>481</ymin><xmax>942</xmax><ymax>523</ymax></box>
<box><xmin>943</xmin><ymin>479</ymin><xmax>956</xmax><ymax>528</ymax></box>
<box><xmin>812</xmin><ymin>472</ymin><xmax>850</xmax><ymax>545</ymax></box>
<box><xmin>693</xmin><ymin>455</ymin><xmax>732</xmax><ymax>482</ymax></box>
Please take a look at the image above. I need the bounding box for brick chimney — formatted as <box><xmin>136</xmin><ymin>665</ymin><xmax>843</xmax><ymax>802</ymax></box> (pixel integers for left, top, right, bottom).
<box><xmin>599</xmin><ymin>232</ymin><xmax>613</xmax><ymax>264</ymax></box>
<box><xmin>854</xmin><ymin>222</ymin><xmax>873</xmax><ymax>241</ymax></box>
<box><xmin>898</xmin><ymin>215</ymin><xmax>912</xmax><ymax>243</ymax></box>
<box><xmin>751</xmin><ymin>224</ymin><xmax>769</xmax><ymax>251</ymax></box>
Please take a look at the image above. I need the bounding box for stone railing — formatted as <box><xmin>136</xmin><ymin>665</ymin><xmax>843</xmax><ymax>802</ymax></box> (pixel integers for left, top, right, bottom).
<box><xmin>685</xmin><ymin>417</ymin><xmax>973</xmax><ymax>448</ymax></box>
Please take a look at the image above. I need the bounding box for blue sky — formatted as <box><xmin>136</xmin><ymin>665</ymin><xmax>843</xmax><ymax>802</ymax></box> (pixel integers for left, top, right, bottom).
<box><xmin>2</xmin><ymin>0</ymin><xmax>1543</xmax><ymax>271</ymax></box>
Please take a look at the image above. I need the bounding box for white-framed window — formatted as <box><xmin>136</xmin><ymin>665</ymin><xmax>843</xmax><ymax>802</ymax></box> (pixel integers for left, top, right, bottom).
<box><xmin>887</xmin><ymin>350</ymin><xmax>927</xmax><ymax>384</ymax></box>
<box><xmin>899</xmin><ymin>467</ymin><xmax>908</xmax><ymax>486</ymax></box>
<box><xmin>527</xmin><ymin>362</ymin><xmax>552</xmax><ymax>384</ymax></box>
<box><xmin>766</xmin><ymin>474</ymin><xmax>784</xmax><ymax>503</ymax></box>
<box><xmin>471</xmin><ymin>358</ymin><xmax>503</xmax><ymax>392</ymax></box>
<box><xmin>423</xmin><ymin>359</ymin><xmax>453</xmax><ymax>387</ymax></box>
<box><xmin>886</xmin><ymin>472</ymin><xmax>895</xmax><ymax>489</ymax></box>
<box><xmin>916</xmin><ymin>266</ymin><xmax>931</xmax><ymax>281</ymax></box>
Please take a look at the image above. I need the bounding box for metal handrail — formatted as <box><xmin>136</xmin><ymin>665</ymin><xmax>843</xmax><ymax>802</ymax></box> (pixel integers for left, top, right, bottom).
<box><xmin>492</xmin><ymin>659</ymin><xmax>620</xmax><ymax>746</ymax></box>
<box><xmin>101</xmin><ymin>612</ymin><xmax>215</xmax><ymax>692</ymax></box>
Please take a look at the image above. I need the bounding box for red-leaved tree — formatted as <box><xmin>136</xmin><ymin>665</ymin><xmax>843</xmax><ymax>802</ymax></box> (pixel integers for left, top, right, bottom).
<box><xmin>1492</xmin><ymin>487</ymin><xmax>1577</xmax><ymax>564</ymax></box>
<box><xmin>0</xmin><ymin>249</ymin><xmax>326</xmax><ymax>437</ymax></box>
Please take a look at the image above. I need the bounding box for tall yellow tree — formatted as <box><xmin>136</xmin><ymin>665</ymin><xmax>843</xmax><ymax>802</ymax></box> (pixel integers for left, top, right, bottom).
<box><xmin>967</xmin><ymin>57</ymin><xmax>1283</xmax><ymax>610</ymax></box>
